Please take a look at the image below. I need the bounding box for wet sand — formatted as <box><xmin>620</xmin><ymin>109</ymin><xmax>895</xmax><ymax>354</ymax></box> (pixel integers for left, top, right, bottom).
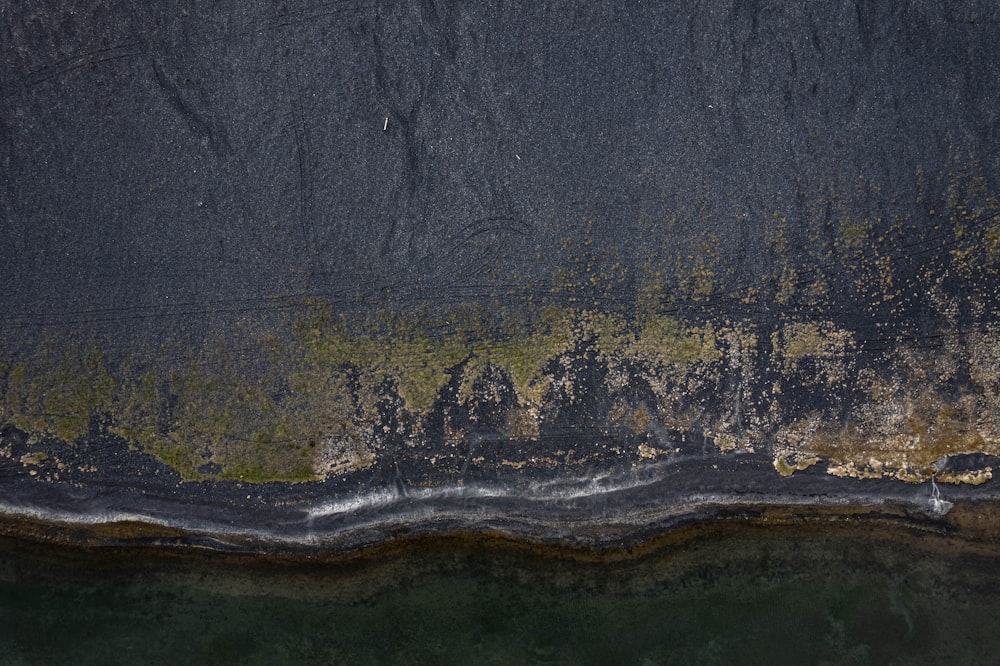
<box><xmin>3</xmin><ymin>489</ymin><xmax>999</xmax><ymax>565</ymax></box>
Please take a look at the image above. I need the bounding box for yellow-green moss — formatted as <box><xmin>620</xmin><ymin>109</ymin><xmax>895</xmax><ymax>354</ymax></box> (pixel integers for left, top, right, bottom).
<box><xmin>384</xmin><ymin>332</ymin><xmax>470</xmax><ymax>414</ymax></box>
<box><xmin>629</xmin><ymin>315</ymin><xmax>719</xmax><ymax>367</ymax></box>
<box><xmin>675</xmin><ymin>239</ymin><xmax>719</xmax><ymax>301</ymax></box>
<box><xmin>985</xmin><ymin>224</ymin><xmax>1000</xmax><ymax>260</ymax></box>
<box><xmin>476</xmin><ymin>311</ymin><xmax>575</xmax><ymax>406</ymax></box>
<box><xmin>772</xmin><ymin>321</ymin><xmax>853</xmax><ymax>382</ymax></box>
<box><xmin>4</xmin><ymin>179</ymin><xmax>1000</xmax><ymax>485</ymax></box>
<box><xmin>837</xmin><ymin>218</ymin><xmax>871</xmax><ymax>251</ymax></box>
<box><xmin>580</xmin><ymin>310</ymin><xmax>628</xmax><ymax>363</ymax></box>
<box><xmin>2</xmin><ymin>344</ymin><xmax>116</xmax><ymax>443</ymax></box>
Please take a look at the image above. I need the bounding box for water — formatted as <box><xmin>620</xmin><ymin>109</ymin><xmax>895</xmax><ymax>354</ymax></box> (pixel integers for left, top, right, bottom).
<box><xmin>1</xmin><ymin>522</ymin><xmax>998</xmax><ymax>665</ymax></box>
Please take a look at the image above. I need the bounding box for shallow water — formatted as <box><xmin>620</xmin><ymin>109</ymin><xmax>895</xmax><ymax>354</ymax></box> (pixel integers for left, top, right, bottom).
<box><xmin>1</xmin><ymin>523</ymin><xmax>998</xmax><ymax>665</ymax></box>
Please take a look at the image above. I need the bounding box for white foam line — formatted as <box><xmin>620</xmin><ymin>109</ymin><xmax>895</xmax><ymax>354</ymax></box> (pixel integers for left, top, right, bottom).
<box><xmin>0</xmin><ymin>501</ymin><xmax>176</xmax><ymax>529</ymax></box>
<box><xmin>0</xmin><ymin>499</ymin><xmax>329</xmax><ymax>545</ymax></box>
<box><xmin>0</xmin><ymin>476</ymin><xmax>936</xmax><ymax>551</ymax></box>
<box><xmin>302</xmin><ymin>471</ymin><xmax>663</xmax><ymax>519</ymax></box>
<box><xmin>303</xmin><ymin>488</ymin><xmax>401</xmax><ymax>519</ymax></box>
<box><xmin>303</xmin><ymin>484</ymin><xmax>518</xmax><ymax>520</ymax></box>
<box><xmin>522</xmin><ymin>473</ymin><xmax>660</xmax><ymax>500</ymax></box>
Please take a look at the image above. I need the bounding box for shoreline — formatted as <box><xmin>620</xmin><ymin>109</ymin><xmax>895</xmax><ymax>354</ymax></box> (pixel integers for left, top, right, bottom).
<box><xmin>3</xmin><ymin>483</ymin><xmax>999</xmax><ymax>565</ymax></box>
<box><xmin>4</xmin><ymin>431</ymin><xmax>999</xmax><ymax>563</ymax></box>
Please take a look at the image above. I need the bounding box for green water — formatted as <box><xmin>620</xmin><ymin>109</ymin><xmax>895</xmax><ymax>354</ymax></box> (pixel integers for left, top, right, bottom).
<box><xmin>1</xmin><ymin>524</ymin><xmax>998</xmax><ymax>665</ymax></box>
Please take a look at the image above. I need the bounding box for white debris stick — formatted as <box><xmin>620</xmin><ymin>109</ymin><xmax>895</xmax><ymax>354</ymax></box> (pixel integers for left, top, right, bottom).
<box><xmin>929</xmin><ymin>475</ymin><xmax>954</xmax><ymax>516</ymax></box>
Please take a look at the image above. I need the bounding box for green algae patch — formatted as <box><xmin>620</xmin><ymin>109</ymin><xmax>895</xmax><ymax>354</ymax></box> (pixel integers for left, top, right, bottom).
<box><xmin>463</xmin><ymin>308</ymin><xmax>576</xmax><ymax>407</ymax></box>
<box><xmin>0</xmin><ymin>304</ymin><xmax>724</xmax><ymax>482</ymax></box>
<box><xmin>674</xmin><ymin>238</ymin><xmax>720</xmax><ymax>302</ymax></box>
<box><xmin>836</xmin><ymin>218</ymin><xmax>872</xmax><ymax>252</ymax></box>
<box><xmin>772</xmin><ymin>321</ymin><xmax>854</xmax><ymax>383</ymax></box>
<box><xmin>4</xmin><ymin>167</ymin><xmax>1000</xmax><ymax>484</ymax></box>
<box><xmin>3</xmin><ymin>299</ymin><xmax>1000</xmax><ymax>485</ymax></box>
<box><xmin>383</xmin><ymin>332</ymin><xmax>470</xmax><ymax>415</ymax></box>
<box><xmin>629</xmin><ymin>315</ymin><xmax>720</xmax><ymax>367</ymax></box>
<box><xmin>1</xmin><ymin>342</ymin><xmax>116</xmax><ymax>444</ymax></box>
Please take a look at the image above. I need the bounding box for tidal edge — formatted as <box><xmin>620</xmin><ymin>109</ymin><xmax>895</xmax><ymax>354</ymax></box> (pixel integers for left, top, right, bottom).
<box><xmin>4</xmin><ymin>457</ymin><xmax>1000</xmax><ymax>564</ymax></box>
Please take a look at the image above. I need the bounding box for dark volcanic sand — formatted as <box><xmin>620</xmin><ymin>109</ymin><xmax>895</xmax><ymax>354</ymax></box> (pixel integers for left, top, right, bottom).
<box><xmin>3</xmin><ymin>2</ymin><xmax>1000</xmax><ymax>554</ymax></box>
